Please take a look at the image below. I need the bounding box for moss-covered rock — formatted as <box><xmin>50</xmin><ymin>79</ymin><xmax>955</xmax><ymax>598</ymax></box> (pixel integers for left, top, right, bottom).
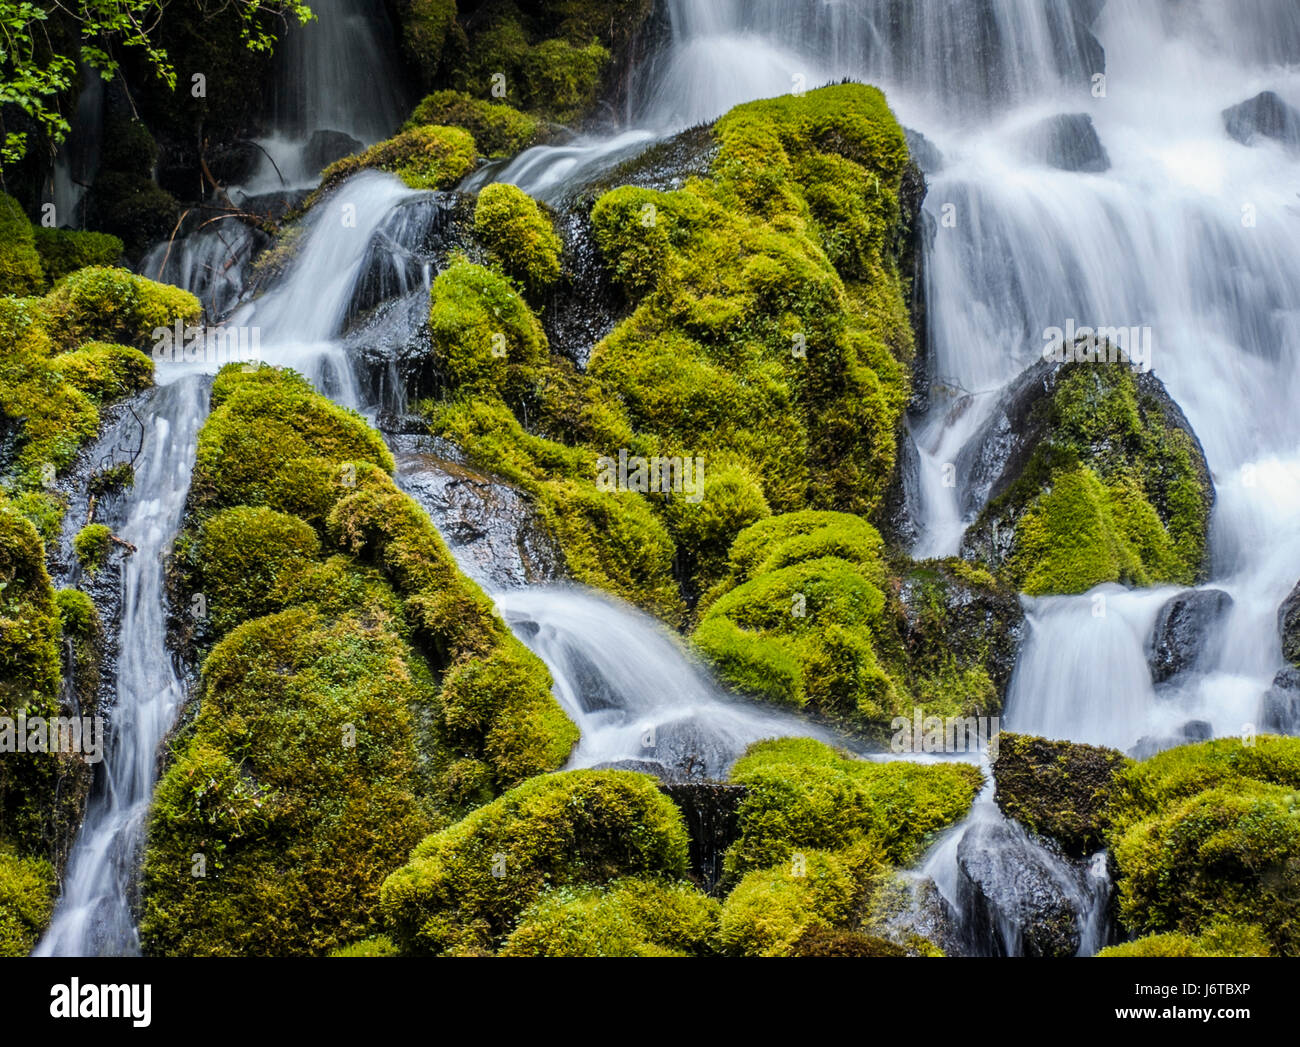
<box><xmin>73</xmin><ymin>523</ymin><xmax>112</xmax><ymax>574</ymax></box>
<box><xmin>379</xmin><ymin>770</ymin><xmax>690</xmax><ymax>954</ymax></box>
<box><xmin>314</xmin><ymin>125</ymin><xmax>477</xmax><ymax>197</ymax></box>
<box><xmin>993</xmin><ymin>733</ymin><xmax>1131</xmax><ymax>857</ymax></box>
<box><xmin>55</xmin><ymin>342</ymin><xmax>155</xmax><ymax>401</ymax></box>
<box><xmin>1106</xmin><ymin>737</ymin><xmax>1300</xmax><ymax>955</ymax></box>
<box><xmin>0</xmin><ymin>193</ymin><xmax>45</xmax><ymax>295</ymax></box>
<box><xmin>405</xmin><ymin>90</ymin><xmax>542</xmax><ymax>158</ymax></box>
<box><xmin>1098</xmin><ymin>921</ymin><xmax>1273</xmax><ymax>958</ymax></box>
<box><xmin>31</xmin><ymin>228</ymin><xmax>124</xmax><ymax>287</ymax></box>
<box><xmin>473</xmin><ymin>184</ymin><xmax>563</xmax><ymax>300</ymax></box>
<box><xmin>501</xmin><ymin>877</ymin><xmax>720</xmax><ymax>956</ymax></box>
<box><xmin>0</xmin><ymin>844</ymin><xmax>55</xmax><ymax>956</ymax></box>
<box><xmin>960</xmin><ymin>358</ymin><xmax>1214</xmax><ymax>596</ymax></box>
<box><xmin>723</xmin><ymin>737</ymin><xmax>983</xmax><ymax>881</ymax></box>
<box><xmin>42</xmin><ymin>266</ymin><xmax>200</xmax><ymax>351</ymax></box>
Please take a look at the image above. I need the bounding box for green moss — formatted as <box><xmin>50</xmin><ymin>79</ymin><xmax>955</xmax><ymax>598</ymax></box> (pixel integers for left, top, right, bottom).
<box><xmin>31</xmin><ymin>228</ymin><xmax>124</xmax><ymax>287</ymax></box>
<box><xmin>405</xmin><ymin>90</ymin><xmax>541</xmax><ymax>158</ymax></box>
<box><xmin>314</xmin><ymin>125</ymin><xmax>477</xmax><ymax>197</ymax></box>
<box><xmin>1098</xmin><ymin>922</ymin><xmax>1273</xmax><ymax>958</ymax></box>
<box><xmin>723</xmin><ymin>737</ymin><xmax>983</xmax><ymax>880</ymax></box>
<box><xmin>516</xmin><ymin>38</ymin><xmax>609</xmax><ymax>121</ymax></box>
<box><xmin>966</xmin><ymin>363</ymin><xmax>1213</xmax><ymax>596</ymax></box>
<box><xmin>1106</xmin><ymin>737</ymin><xmax>1300</xmax><ymax>956</ymax></box>
<box><xmin>379</xmin><ymin>770</ymin><xmax>690</xmax><ymax>954</ymax></box>
<box><xmin>329</xmin><ymin>935</ymin><xmax>401</xmax><ymax>957</ymax></box>
<box><xmin>399</xmin><ymin>0</ymin><xmax>458</xmax><ymax>89</ymax></box>
<box><xmin>717</xmin><ymin>847</ymin><xmax>871</xmax><ymax>957</ymax></box>
<box><xmin>42</xmin><ymin>266</ymin><xmax>200</xmax><ymax>351</ymax></box>
<box><xmin>0</xmin><ymin>843</ymin><xmax>55</xmax><ymax>956</ymax></box>
<box><xmin>789</xmin><ymin>926</ymin><xmax>909</xmax><ymax>957</ymax></box>
<box><xmin>55</xmin><ymin>342</ymin><xmax>154</xmax><ymax>402</ymax></box>
<box><xmin>501</xmin><ymin>877</ymin><xmax>720</xmax><ymax>957</ymax></box>
<box><xmin>473</xmin><ymin>184</ymin><xmax>563</xmax><ymax>300</ymax></box>
<box><xmin>73</xmin><ymin>523</ymin><xmax>112</xmax><ymax>575</ymax></box>
<box><xmin>0</xmin><ymin>193</ymin><xmax>45</xmax><ymax>296</ymax></box>
<box><xmin>993</xmin><ymin>733</ymin><xmax>1131</xmax><ymax>857</ymax></box>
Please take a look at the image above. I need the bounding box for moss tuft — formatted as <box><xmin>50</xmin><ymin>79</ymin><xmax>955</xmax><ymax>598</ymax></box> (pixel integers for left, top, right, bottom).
<box><xmin>73</xmin><ymin>524</ymin><xmax>113</xmax><ymax>574</ymax></box>
<box><xmin>314</xmin><ymin>125</ymin><xmax>477</xmax><ymax>197</ymax></box>
<box><xmin>405</xmin><ymin>90</ymin><xmax>541</xmax><ymax>158</ymax></box>
<box><xmin>473</xmin><ymin>183</ymin><xmax>563</xmax><ymax>300</ymax></box>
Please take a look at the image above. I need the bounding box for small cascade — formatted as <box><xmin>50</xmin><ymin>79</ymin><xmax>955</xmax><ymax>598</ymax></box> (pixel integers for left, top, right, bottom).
<box><xmin>36</xmin><ymin>377</ymin><xmax>211</xmax><ymax>956</ymax></box>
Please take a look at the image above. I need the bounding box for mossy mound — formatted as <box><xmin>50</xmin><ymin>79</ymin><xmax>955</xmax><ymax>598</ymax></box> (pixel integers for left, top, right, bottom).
<box><xmin>31</xmin><ymin>228</ymin><xmax>124</xmax><ymax>287</ymax></box>
<box><xmin>473</xmin><ymin>184</ymin><xmax>563</xmax><ymax>300</ymax></box>
<box><xmin>0</xmin><ymin>844</ymin><xmax>55</xmax><ymax>956</ymax></box>
<box><xmin>692</xmin><ymin>511</ymin><xmax>1020</xmax><ymax>734</ymax></box>
<box><xmin>723</xmin><ymin>737</ymin><xmax>983</xmax><ymax>881</ymax></box>
<box><xmin>42</xmin><ymin>266</ymin><xmax>200</xmax><ymax>351</ymax></box>
<box><xmin>960</xmin><ymin>359</ymin><xmax>1214</xmax><ymax>596</ymax></box>
<box><xmin>426</xmin><ymin>84</ymin><xmax>921</xmax><ymax>620</ymax></box>
<box><xmin>55</xmin><ymin>342</ymin><xmax>154</xmax><ymax>401</ymax></box>
<box><xmin>0</xmin><ymin>193</ymin><xmax>45</xmax><ymax>296</ymax></box>
<box><xmin>1098</xmin><ymin>921</ymin><xmax>1273</xmax><ymax>958</ymax></box>
<box><xmin>1106</xmin><ymin>736</ymin><xmax>1300</xmax><ymax>955</ymax></box>
<box><xmin>379</xmin><ymin>770</ymin><xmax>690</xmax><ymax>954</ymax></box>
<box><xmin>405</xmin><ymin>90</ymin><xmax>543</xmax><ymax>158</ymax></box>
<box><xmin>501</xmin><ymin>877</ymin><xmax>720</xmax><ymax>957</ymax></box>
<box><xmin>993</xmin><ymin>733</ymin><xmax>1131</xmax><ymax>857</ymax></box>
<box><xmin>314</xmin><ymin>125</ymin><xmax>477</xmax><ymax>197</ymax></box>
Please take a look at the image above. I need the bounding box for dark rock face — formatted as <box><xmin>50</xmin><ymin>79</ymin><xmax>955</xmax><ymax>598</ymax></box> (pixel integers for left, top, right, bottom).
<box><xmin>878</xmin><ymin>427</ymin><xmax>922</xmax><ymax>550</ymax></box>
<box><xmin>1261</xmin><ymin>668</ymin><xmax>1300</xmax><ymax>734</ymax></box>
<box><xmin>1148</xmin><ymin>588</ymin><xmax>1234</xmax><ymax>684</ymax></box>
<box><xmin>301</xmin><ymin>130</ymin><xmax>364</xmax><ymax>174</ymax></box>
<box><xmin>993</xmin><ymin>732</ymin><xmax>1128</xmax><ymax>857</ymax></box>
<box><xmin>1021</xmin><ymin>112</ymin><xmax>1111</xmax><ymax>172</ymax></box>
<box><xmin>1223</xmin><ymin>91</ymin><xmax>1300</xmax><ymax>150</ymax></box>
<box><xmin>205</xmin><ymin>139</ymin><xmax>262</xmax><ymax>187</ymax></box>
<box><xmin>1279</xmin><ymin>581</ymin><xmax>1300</xmax><ymax>669</ymax></box>
<box><xmin>658</xmin><ymin>782</ymin><xmax>745</xmax><ymax>894</ymax></box>
<box><xmin>904</xmin><ymin>127</ymin><xmax>944</xmax><ymax>174</ymax></box>
<box><xmin>1130</xmin><ymin>719</ymin><xmax>1216</xmax><ymax>761</ymax></box>
<box><xmin>541</xmin><ymin>209</ymin><xmax>622</xmax><ymax>370</ymax></box>
<box><xmin>866</xmin><ymin>873</ymin><xmax>963</xmax><ymax>956</ymax></box>
<box><xmin>955</xmin><ymin>819</ymin><xmax>1088</xmax><ymax>957</ymax></box>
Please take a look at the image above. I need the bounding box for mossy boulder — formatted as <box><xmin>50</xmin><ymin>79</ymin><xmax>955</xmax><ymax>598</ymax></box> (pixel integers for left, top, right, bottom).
<box><xmin>993</xmin><ymin>733</ymin><xmax>1131</xmax><ymax>857</ymax></box>
<box><xmin>405</xmin><ymin>90</ymin><xmax>542</xmax><ymax>157</ymax></box>
<box><xmin>55</xmin><ymin>342</ymin><xmax>154</xmax><ymax>401</ymax></box>
<box><xmin>31</xmin><ymin>228</ymin><xmax>124</xmax><ymax>286</ymax></box>
<box><xmin>379</xmin><ymin>770</ymin><xmax>690</xmax><ymax>954</ymax></box>
<box><xmin>473</xmin><ymin>183</ymin><xmax>563</xmax><ymax>300</ymax></box>
<box><xmin>315</xmin><ymin>125</ymin><xmax>477</xmax><ymax>197</ymax></box>
<box><xmin>723</xmin><ymin>737</ymin><xmax>983</xmax><ymax>881</ymax></box>
<box><xmin>1098</xmin><ymin>922</ymin><xmax>1273</xmax><ymax>957</ymax></box>
<box><xmin>959</xmin><ymin>358</ymin><xmax>1214</xmax><ymax>596</ymax></box>
<box><xmin>0</xmin><ymin>192</ymin><xmax>45</xmax><ymax>295</ymax></box>
<box><xmin>501</xmin><ymin>877</ymin><xmax>720</xmax><ymax>957</ymax></box>
<box><xmin>42</xmin><ymin>266</ymin><xmax>200</xmax><ymax>351</ymax></box>
<box><xmin>1106</xmin><ymin>737</ymin><xmax>1300</xmax><ymax>955</ymax></box>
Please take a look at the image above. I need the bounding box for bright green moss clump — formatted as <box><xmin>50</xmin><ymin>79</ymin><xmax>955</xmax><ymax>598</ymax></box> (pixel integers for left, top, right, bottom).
<box><xmin>724</xmin><ymin>737</ymin><xmax>983</xmax><ymax>879</ymax></box>
<box><xmin>42</xmin><ymin>266</ymin><xmax>200</xmax><ymax>351</ymax></box>
<box><xmin>1098</xmin><ymin>922</ymin><xmax>1273</xmax><ymax>958</ymax></box>
<box><xmin>405</xmin><ymin>90</ymin><xmax>542</xmax><ymax>158</ymax></box>
<box><xmin>73</xmin><ymin>524</ymin><xmax>112</xmax><ymax>574</ymax></box>
<box><xmin>31</xmin><ymin>228</ymin><xmax>124</xmax><ymax>287</ymax></box>
<box><xmin>473</xmin><ymin>184</ymin><xmax>562</xmax><ymax>300</ymax></box>
<box><xmin>502</xmin><ymin>877</ymin><xmax>720</xmax><ymax>957</ymax></box>
<box><xmin>55</xmin><ymin>342</ymin><xmax>154</xmax><ymax>401</ymax></box>
<box><xmin>379</xmin><ymin>770</ymin><xmax>690</xmax><ymax>954</ymax></box>
<box><xmin>315</xmin><ymin>125</ymin><xmax>476</xmax><ymax>196</ymax></box>
<box><xmin>1106</xmin><ymin>737</ymin><xmax>1300</xmax><ymax>956</ymax></box>
<box><xmin>0</xmin><ymin>844</ymin><xmax>56</xmax><ymax>956</ymax></box>
<box><xmin>963</xmin><ymin>362</ymin><xmax>1213</xmax><ymax>596</ymax></box>
<box><xmin>0</xmin><ymin>193</ymin><xmax>45</xmax><ymax>296</ymax></box>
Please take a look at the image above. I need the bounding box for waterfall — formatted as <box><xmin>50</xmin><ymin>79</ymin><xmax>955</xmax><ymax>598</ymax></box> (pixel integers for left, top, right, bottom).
<box><xmin>36</xmin><ymin>378</ymin><xmax>211</xmax><ymax>956</ymax></box>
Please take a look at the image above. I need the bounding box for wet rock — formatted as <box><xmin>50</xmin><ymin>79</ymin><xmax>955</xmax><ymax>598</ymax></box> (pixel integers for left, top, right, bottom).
<box><xmin>1020</xmin><ymin>112</ymin><xmax>1110</xmax><ymax>172</ymax></box>
<box><xmin>1130</xmin><ymin>719</ymin><xmax>1216</xmax><ymax>761</ymax></box>
<box><xmin>955</xmin><ymin>819</ymin><xmax>1087</xmax><ymax>957</ymax></box>
<box><xmin>877</xmin><ymin>427</ymin><xmax>922</xmax><ymax>549</ymax></box>
<box><xmin>390</xmin><ymin>436</ymin><xmax>564</xmax><ymax>590</ymax></box>
<box><xmin>541</xmin><ymin>209</ymin><xmax>622</xmax><ymax>369</ymax></box>
<box><xmin>1223</xmin><ymin>91</ymin><xmax>1300</xmax><ymax>150</ymax></box>
<box><xmin>904</xmin><ymin>127</ymin><xmax>944</xmax><ymax>174</ymax></box>
<box><xmin>1260</xmin><ymin>668</ymin><xmax>1300</xmax><ymax>734</ymax></box>
<box><xmin>1278</xmin><ymin>580</ymin><xmax>1300</xmax><ymax>668</ymax></box>
<box><xmin>206</xmin><ymin>139</ymin><xmax>262</xmax><ymax>187</ymax></box>
<box><xmin>301</xmin><ymin>129</ymin><xmax>364</xmax><ymax>173</ymax></box>
<box><xmin>865</xmin><ymin>873</ymin><xmax>962</xmax><ymax>956</ymax></box>
<box><xmin>993</xmin><ymin>733</ymin><xmax>1128</xmax><ymax>857</ymax></box>
<box><xmin>1148</xmin><ymin>588</ymin><xmax>1233</xmax><ymax>683</ymax></box>
<box><xmin>658</xmin><ymin>782</ymin><xmax>746</xmax><ymax>893</ymax></box>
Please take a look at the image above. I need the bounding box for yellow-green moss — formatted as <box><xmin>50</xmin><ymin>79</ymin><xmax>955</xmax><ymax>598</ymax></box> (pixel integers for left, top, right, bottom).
<box><xmin>379</xmin><ymin>770</ymin><xmax>690</xmax><ymax>954</ymax></box>
<box><xmin>405</xmin><ymin>90</ymin><xmax>541</xmax><ymax>158</ymax></box>
<box><xmin>42</xmin><ymin>266</ymin><xmax>200</xmax><ymax>351</ymax></box>
<box><xmin>314</xmin><ymin>125</ymin><xmax>476</xmax><ymax>197</ymax></box>
<box><xmin>0</xmin><ymin>193</ymin><xmax>45</xmax><ymax>296</ymax></box>
<box><xmin>473</xmin><ymin>184</ymin><xmax>563</xmax><ymax>300</ymax></box>
<box><xmin>73</xmin><ymin>523</ymin><xmax>112</xmax><ymax>574</ymax></box>
<box><xmin>1098</xmin><ymin>921</ymin><xmax>1273</xmax><ymax>958</ymax></box>
<box><xmin>55</xmin><ymin>342</ymin><xmax>154</xmax><ymax>402</ymax></box>
<box><xmin>31</xmin><ymin>228</ymin><xmax>124</xmax><ymax>287</ymax></box>
<box><xmin>0</xmin><ymin>843</ymin><xmax>56</xmax><ymax>956</ymax></box>
<box><xmin>501</xmin><ymin>877</ymin><xmax>720</xmax><ymax>957</ymax></box>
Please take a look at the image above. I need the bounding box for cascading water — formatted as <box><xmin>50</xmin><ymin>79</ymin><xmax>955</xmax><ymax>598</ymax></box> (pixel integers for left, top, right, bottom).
<box><xmin>36</xmin><ymin>378</ymin><xmax>211</xmax><ymax>956</ymax></box>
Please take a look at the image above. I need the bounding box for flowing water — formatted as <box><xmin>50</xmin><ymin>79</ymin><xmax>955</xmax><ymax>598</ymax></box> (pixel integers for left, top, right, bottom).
<box><xmin>44</xmin><ymin>0</ymin><xmax>1300</xmax><ymax>955</ymax></box>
